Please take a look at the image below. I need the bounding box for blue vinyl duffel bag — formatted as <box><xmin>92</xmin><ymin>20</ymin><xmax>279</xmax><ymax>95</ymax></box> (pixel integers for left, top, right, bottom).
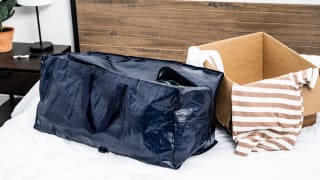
<box><xmin>35</xmin><ymin>52</ymin><xmax>224</xmax><ymax>169</ymax></box>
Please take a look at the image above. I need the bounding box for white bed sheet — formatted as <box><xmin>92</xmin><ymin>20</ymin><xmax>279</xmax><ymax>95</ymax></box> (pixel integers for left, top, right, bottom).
<box><xmin>1</xmin><ymin>55</ymin><xmax>320</xmax><ymax>180</ymax></box>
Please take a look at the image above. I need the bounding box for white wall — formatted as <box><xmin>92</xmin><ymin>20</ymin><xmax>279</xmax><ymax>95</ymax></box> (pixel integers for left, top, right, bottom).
<box><xmin>4</xmin><ymin>0</ymin><xmax>74</xmax><ymax>50</ymax></box>
<box><xmin>3</xmin><ymin>0</ymin><xmax>320</xmax><ymax>52</ymax></box>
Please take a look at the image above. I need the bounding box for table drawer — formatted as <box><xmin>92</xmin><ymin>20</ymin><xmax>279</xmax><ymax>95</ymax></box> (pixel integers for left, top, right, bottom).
<box><xmin>0</xmin><ymin>70</ymin><xmax>39</xmax><ymax>95</ymax></box>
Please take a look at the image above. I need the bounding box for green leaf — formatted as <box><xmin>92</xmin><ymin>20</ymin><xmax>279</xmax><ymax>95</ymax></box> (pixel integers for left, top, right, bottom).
<box><xmin>0</xmin><ymin>0</ymin><xmax>16</xmax><ymax>23</ymax></box>
<box><xmin>0</xmin><ymin>5</ymin><xmax>6</xmax><ymax>16</ymax></box>
<box><xmin>6</xmin><ymin>0</ymin><xmax>16</xmax><ymax>14</ymax></box>
<box><xmin>0</xmin><ymin>6</ymin><xmax>8</xmax><ymax>22</ymax></box>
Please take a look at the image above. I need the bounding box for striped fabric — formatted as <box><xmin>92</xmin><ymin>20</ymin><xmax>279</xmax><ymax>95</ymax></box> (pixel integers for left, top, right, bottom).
<box><xmin>232</xmin><ymin>68</ymin><xmax>319</xmax><ymax>156</ymax></box>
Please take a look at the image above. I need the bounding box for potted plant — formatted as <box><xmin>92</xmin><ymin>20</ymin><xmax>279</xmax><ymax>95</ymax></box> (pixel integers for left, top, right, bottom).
<box><xmin>0</xmin><ymin>0</ymin><xmax>16</xmax><ymax>53</ymax></box>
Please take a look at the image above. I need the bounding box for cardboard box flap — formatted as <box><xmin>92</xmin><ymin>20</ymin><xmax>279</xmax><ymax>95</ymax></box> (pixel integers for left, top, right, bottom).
<box><xmin>263</xmin><ymin>33</ymin><xmax>317</xmax><ymax>79</ymax></box>
<box><xmin>199</xmin><ymin>32</ymin><xmax>263</xmax><ymax>85</ymax></box>
<box><xmin>303</xmin><ymin>69</ymin><xmax>320</xmax><ymax>116</ymax></box>
<box><xmin>262</xmin><ymin>33</ymin><xmax>320</xmax><ymax>116</ymax></box>
<box><xmin>215</xmin><ymin>75</ymin><xmax>233</xmax><ymax>132</ymax></box>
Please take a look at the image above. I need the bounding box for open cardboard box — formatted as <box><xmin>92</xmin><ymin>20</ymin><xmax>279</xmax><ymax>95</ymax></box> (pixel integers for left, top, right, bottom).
<box><xmin>199</xmin><ymin>32</ymin><xmax>320</xmax><ymax>132</ymax></box>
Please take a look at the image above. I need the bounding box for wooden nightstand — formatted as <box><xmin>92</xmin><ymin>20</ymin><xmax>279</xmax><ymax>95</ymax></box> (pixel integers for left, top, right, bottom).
<box><xmin>0</xmin><ymin>42</ymin><xmax>71</xmax><ymax>126</ymax></box>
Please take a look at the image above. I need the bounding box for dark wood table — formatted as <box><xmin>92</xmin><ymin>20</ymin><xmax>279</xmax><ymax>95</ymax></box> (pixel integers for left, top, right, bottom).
<box><xmin>0</xmin><ymin>42</ymin><xmax>71</xmax><ymax>126</ymax></box>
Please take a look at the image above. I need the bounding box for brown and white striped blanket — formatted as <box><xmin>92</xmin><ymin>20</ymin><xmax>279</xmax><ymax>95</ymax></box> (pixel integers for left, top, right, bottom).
<box><xmin>232</xmin><ymin>68</ymin><xmax>319</xmax><ymax>156</ymax></box>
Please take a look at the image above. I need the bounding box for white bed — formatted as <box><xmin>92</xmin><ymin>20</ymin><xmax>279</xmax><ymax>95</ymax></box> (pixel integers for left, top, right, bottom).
<box><xmin>0</xmin><ymin>55</ymin><xmax>319</xmax><ymax>180</ymax></box>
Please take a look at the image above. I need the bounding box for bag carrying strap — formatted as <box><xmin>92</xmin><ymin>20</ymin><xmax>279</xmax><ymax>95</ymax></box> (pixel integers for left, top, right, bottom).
<box><xmin>69</xmin><ymin>54</ymin><xmax>108</xmax><ymax>69</ymax></box>
<box><xmin>83</xmin><ymin>73</ymin><xmax>127</xmax><ymax>134</ymax></box>
<box><xmin>91</xmin><ymin>83</ymin><xmax>127</xmax><ymax>133</ymax></box>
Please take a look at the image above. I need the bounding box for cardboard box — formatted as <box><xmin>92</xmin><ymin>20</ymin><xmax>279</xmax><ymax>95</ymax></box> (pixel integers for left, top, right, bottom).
<box><xmin>199</xmin><ymin>32</ymin><xmax>320</xmax><ymax>132</ymax></box>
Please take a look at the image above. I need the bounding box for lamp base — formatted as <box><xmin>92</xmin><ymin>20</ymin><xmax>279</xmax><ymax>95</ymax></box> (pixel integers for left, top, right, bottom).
<box><xmin>30</xmin><ymin>41</ymin><xmax>54</xmax><ymax>53</ymax></box>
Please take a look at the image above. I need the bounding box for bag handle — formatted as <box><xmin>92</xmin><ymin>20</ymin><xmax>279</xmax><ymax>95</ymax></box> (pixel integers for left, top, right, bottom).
<box><xmin>69</xmin><ymin>54</ymin><xmax>108</xmax><ymax>69</ymax></box>
<box><xmin>91</xmin><ymin>83</ymin><xmax>127</xmax><ymax>133</ymax></box>
<box><xmin>83</xmin><ymin>74</ymin><xmax>127</xmax><ymax>134</ymax></box>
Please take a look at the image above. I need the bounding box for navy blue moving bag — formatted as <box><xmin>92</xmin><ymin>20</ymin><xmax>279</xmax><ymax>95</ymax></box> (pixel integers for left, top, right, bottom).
<box><xmin>35</xmin><ymin>52</ymin><xmax>223</xmax><ymax>169</ymax></box>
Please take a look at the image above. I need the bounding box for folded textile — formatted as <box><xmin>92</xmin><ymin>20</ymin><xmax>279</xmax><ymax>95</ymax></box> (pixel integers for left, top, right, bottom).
<box><xmin>232</xmin><ymin>68</ymin><xmax>319</xmax><ymax>156</ymax></box>
<box><xmin>186</xmin><ymin>46</ymin><xmax>224</xmax><ymax>72</ymax></box>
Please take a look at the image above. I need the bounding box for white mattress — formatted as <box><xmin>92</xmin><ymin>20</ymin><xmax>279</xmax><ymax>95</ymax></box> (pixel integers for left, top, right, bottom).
<box><xmin>1</xmin><ymin>55</ymin><xmax>320</xmax><ymax>180</ymax></box>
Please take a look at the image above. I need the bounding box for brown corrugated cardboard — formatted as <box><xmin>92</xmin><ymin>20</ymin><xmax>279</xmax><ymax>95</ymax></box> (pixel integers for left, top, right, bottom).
<box><xmin>199</xmin><ymin>32</ymin><xmax>320</xmax><ymax>132</ymax></box>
